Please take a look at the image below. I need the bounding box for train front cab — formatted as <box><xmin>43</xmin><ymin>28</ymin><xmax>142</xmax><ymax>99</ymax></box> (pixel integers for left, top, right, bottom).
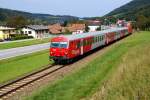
<box><xmin>50</xmin><ymin>36</ymin><xmax>93</xmax><ymax>64</ymax></box>
<box><xmin>50</xmin><ymin>37</ymin><xmax>69</xmax><ymax>63</ymax></box>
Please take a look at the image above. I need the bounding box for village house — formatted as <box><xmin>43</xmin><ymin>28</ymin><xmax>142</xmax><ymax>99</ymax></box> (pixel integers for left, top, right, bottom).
<box><xmin>21</xmin><ymin>25</ymin><xmax>49</xmax><ymax>39</ymax></box>
<box><xmin>48</xmin><ymin>23</ymin><xmax>85</xmax><ymax>35</ymax></box>
<box><xmin>48</xmin><ymin>24</ymin><xmax>62</xmax><ymax>34</ymax></box>
<box><xmin>0</xmin><ymin>26</ymin><xmax>16</xmax><ymax>41</ymax></box>
<box><xmin>66</xmin><ymin>24</ymin><xmax>85</xmax><ymax>34</ymax></box>
<box><xmin>87</xmin><ymin>20</ymin><xmax>101</xmax><ymax>32</ymax></box>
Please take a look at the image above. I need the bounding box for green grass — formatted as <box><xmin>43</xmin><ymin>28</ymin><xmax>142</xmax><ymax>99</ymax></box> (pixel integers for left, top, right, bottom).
<box><xmin>26</xmin><ymin>32</ymin><xmax>150</xmax><ymax>100</ymax></box>
<box><xmin>0</xmin><ymin>50</ymin><xmax>51</xmax><ymax>84</ymax></box>
<box><xmin>91</xmin><ymin>32</ymin><xmax>150</xmax><ymax>100</ymax></box>
<box><xmin>0</xmin><ymin>38</ymin><xmax>50</xmax><ymax>50</ymax></box>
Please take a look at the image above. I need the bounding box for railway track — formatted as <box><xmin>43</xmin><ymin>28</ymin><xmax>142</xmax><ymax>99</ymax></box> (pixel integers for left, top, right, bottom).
<box><xmin>0</xmin><ymin>64</ymin><xmax>66</xmax><ymax>99</ymax></box>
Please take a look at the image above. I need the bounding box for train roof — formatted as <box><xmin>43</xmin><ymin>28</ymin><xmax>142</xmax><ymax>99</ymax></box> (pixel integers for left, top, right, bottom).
<box><xmin>56</xmin><ymin>27</ymin><xmax>128</xmax><ymax>41</ymax></box>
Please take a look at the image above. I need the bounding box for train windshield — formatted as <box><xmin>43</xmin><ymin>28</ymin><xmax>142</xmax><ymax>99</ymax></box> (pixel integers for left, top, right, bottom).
<box><xmin>50</xmin><ymin>42</ymin><xmax>68</xmax><ymax>48</ymax></box>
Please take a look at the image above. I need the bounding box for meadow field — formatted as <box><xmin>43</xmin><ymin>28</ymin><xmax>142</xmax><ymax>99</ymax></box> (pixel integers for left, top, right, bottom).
<box><xmin>0</xmin><ymin>50</ymin><xmax>51</xmax><ymax>84</ymax></box>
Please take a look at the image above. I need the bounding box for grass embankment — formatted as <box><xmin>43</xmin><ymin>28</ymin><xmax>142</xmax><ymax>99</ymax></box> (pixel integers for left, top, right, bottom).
<box><xmin>27</xmin><ymin>31</ymin><xmax>150</xmax><ymax>100</ymax></box>
<box><xmin>0</xmin><ymin>38</ymin><xmax>50</xmax><ymax>50</ymax></box>
<box><xmin>0</xmin><ymin>50</ymin><xmax>51</xmax><ymax>84</ymax></box>
<box><xmin>91</xmin><ymin>33</ymin><xmax>150</xmax><ymax>99</ymax></box>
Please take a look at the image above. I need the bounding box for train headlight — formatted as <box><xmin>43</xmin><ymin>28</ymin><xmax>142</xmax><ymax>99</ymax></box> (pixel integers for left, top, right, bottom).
<box><xmin>65</xmin><ymin>52</ymin><xmax>68</xmax><ymax>55</ymax></box>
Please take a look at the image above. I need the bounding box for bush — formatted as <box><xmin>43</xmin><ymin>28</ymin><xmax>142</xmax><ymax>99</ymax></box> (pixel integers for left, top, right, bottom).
<box><xmin>0</xmin><ymin>39</ymin><xmax>4</xmax><ymax>42</ymax></box>
<box><xmin>10</xmin><ymin>34</ymin><xmax>33</xmax><ymax>40</ymax></box>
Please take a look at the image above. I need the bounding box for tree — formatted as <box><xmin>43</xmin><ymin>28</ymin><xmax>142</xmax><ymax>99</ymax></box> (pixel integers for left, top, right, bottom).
<box><xmin>136</xmin><ymin>15</ymin><xmax>148</xmax><ymax>30</ymax></box>
<box><xmin>85</xmin><ymin>25</ymin><xmax>90</xmax><ymax>32</ymax></box>
<box><xmin>6</xmin><ymin>16</ymin><xmax>28</xmax><ymax>28</ymax></box>
<box><xmin>63</xmin><ymin>29</ymin><xmax>72</xmax><ymax>34</ymax></box>
<box><xmin>63</xmin><ymin>21</ymin><xmax>68</xmax><ymax>27</ymax></box>
<box><xmin>96</xmin><ymin>26</ymin><xmax>101</xmax><ymax>31</ymax></box>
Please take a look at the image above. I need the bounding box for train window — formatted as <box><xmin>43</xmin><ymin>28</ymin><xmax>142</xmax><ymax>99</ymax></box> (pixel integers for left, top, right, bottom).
<box><xmin>99</xmin><ymin>36</ymin><xmax>101</xmax><ymax>41</ymax></box>
<box><xmin>87</xmin><ymin>40</ymin><xmax>89</xmax><ymax>45</ymax></box>
<box><xmin>96</xmin><ymin>37</ymin><xmax>98</xmax><ymax>42</ymax></box>
<box><xmin>50</xmin><ymin>42</ymin><xmax>60</xmax><ymax>48</ymax></box>
<box><xmin>90</xmin><ymin>39</ymin><xmax>92</xmax><ymax>44</ymax></box>
<box><xmin>87</xmin><ymin>39</ymin><xmax>90</xmax><ymax>45</ymax></box>
<box><xmin>50</xmin><ymin>42</ymin><xmax>68</xmax><ymax>48</ymax></box>
<box><xmin>86</xmin><ymin>40</ymin><xmax>88</xmax><ymax>45</ymax></box>
<box><xmin>83</xmin><ymin>40</ymin><xmax>86</xmax><ymax>46</ymax></box>
<box><xmin>95</xmin><ymin>37</ymin><xmax>97</xmax><ymax>42</ymax></box>
<box><xmin>60</xmin><ymin>42</ymin><xmax>68</xmax><ymax>48</ymax></box>
<box><xmin>92</xmin><ymin>38</ymin><xmax>94</xmax><ymax>43</ymax></box>
<box><xmin>88</xmin><ymin>39</ymin><xmax>91</xmax><ymax>45</ymax></box>
<box><xmin>89</xmin><ymin>39</ymin><xmax>91</xmax><ymax>45</ymax></box>
<box><xmin>77</xmin><ymin>41</ymin><xmax>80</xmax><ymax>48</ymax></box>
<box><xmin>93</xmin><ymin>38</ymin><xmax>95</xmax><ymax>43</ymax></box>
<box><xmin>94</xmin><ymin>37</ymin><xmax>96</xmax><ymax>43</ymax></box>
<box><xmin>85</xmin><ymin>40</ymin><xmax>87</xmax><ymax>45</ymax></box>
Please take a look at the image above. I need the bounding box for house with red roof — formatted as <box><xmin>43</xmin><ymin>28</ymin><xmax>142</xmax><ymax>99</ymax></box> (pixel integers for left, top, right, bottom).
<box><xmin>48</xmin><ymin>24</ymin><xmax>62</xmax><ymax>34</ymax></box>
<box><xmin>66</xmin><ymin>24</ymin><xmax>85</xmax><ymax>34</ymax></box>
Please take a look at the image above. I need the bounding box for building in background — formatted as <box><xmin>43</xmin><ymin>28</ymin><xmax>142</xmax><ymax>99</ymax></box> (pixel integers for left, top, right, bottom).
<box><xmin>0</xmin><ymin>26</ymin><xmax>16</xmax><ymax>40</ymax></box>
<box><xmin>48</xmin><ymin>23</ymin><xmax>85</xmax><ymax>35</ymax></box>
<box><xmin>87</xmin><ymin>20</ymin><xmax>101</xmax><ymax>32</ymax></box>
<box><xmin>48</xmin><ymin>24</ymin><xmax>62</xmax><ymax>34</ymax></box>
<box><xmin>66</xmin><ymin>24</ymin><xmax>85</xmax><ymax>34</ymax></box>
<box><xmin>21</xmin><ymin>25</ymin><xmax>49</xmax><ymax>39</ymax></box>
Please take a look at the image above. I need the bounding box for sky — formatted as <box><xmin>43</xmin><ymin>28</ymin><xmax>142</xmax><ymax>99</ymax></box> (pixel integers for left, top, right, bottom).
<box><xmin>0</xmin><ymin>0</ymin><xmax>132</xmax><ymax>17</ymax></box>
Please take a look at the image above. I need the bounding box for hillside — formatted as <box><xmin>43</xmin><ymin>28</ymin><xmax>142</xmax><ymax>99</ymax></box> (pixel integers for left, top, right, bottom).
<box><xmin>0</xmin><ymin>8</ymin><xmax>78</xmax><ymax>25</ymax></box>
<box><xmin>107</xmin><ymin>0</ymin><xmax>150</xmax><ymax>20</ymax></box>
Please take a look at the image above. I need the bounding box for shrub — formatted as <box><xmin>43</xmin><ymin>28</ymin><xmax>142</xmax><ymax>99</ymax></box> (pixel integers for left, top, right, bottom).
<box><xmin>10</xmin><ymin>34</ymin><xmax>33</xmax><ymax>40</ymax></box>
<box><xmin>0</xmin><ymin>39</ymin><xmax>4</xmax><ymax>42</ymax></box>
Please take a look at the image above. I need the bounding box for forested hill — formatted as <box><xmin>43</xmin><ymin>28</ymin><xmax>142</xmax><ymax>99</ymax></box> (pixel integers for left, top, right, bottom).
<box><xmin>0</xmin><ymin>8</ymin><xmax>78</xmax><ymax>25</ymax></box>
<box><xmin>106</xmin><ymin>0</ymin><xmax>150</xmax><ymax>20</ymax></box>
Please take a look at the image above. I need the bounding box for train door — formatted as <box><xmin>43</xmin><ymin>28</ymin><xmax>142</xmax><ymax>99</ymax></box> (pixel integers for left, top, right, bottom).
<box><xmin>80</xmin><ymin>39</ymin><xmax>83</xmax><ymax>55</ymax></box>
<box><xmin>105</xmin><ymin>33</ymin><xmax>109</xmax><ymax>44</ymax></box>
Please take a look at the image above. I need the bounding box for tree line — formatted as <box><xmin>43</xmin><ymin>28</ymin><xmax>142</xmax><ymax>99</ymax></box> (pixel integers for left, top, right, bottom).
<box><xmin>135</xmin><ymin>15</ymin><xmax>150</xmax><ymax>31</ymax></box>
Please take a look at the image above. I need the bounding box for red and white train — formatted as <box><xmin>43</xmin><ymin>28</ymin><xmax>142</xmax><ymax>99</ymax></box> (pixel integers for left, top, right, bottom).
<box><xmin>50</xmin><ymin>22</ymin><xmax>132</xmax><ymax>63</ymax></box>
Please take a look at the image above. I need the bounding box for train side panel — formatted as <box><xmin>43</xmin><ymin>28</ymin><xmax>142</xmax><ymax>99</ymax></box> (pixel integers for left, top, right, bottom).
<box><xmin>83</xmin><ymin>37</ymin><xmax>93</xmax><ymax>53</ymax></box>
<box><xmin>68</xmin><ymin>39</ymin><xmax>81</xmax><ymax>59</ymax></box>
<box><xmin>92</xmin><ymin>34</ymin><xmax>105</xmax><ymax>50</ymax></box>
<box><xmin>105</xmin><ymin>32</ymin><xmax>116</xmax><ymax>44</ymax></box>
